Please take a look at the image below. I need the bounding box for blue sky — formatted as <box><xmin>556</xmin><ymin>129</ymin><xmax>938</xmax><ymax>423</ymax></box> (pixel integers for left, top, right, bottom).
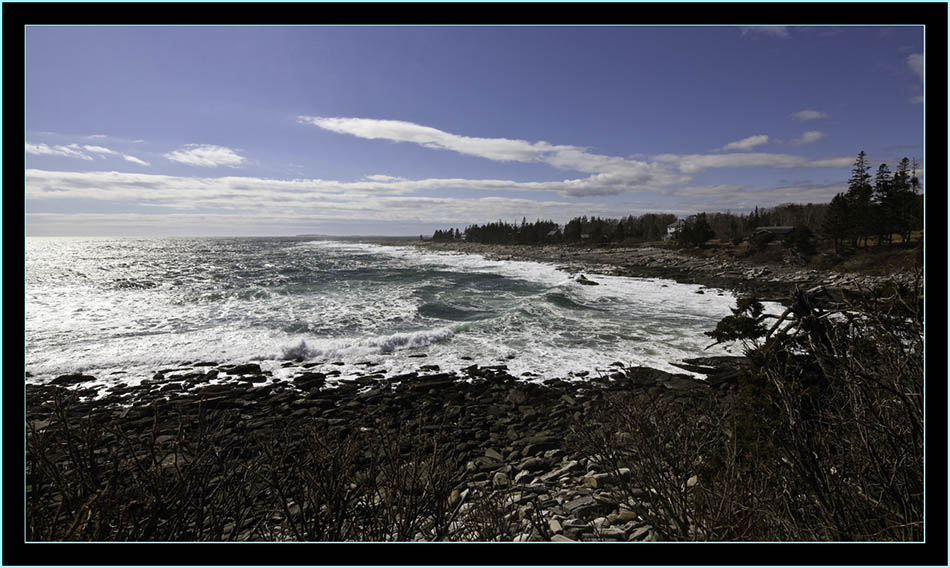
<box><xmin>25</xmin><ymin>25</ymin><xmax>925</xmax><ymax>236</ymax></box>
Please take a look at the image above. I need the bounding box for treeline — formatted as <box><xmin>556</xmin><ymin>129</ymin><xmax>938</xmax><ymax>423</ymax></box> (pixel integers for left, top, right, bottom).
<box><xmin>431</xmin><ymin>152</ymin><xmax>922</xmax><ymax>252</ymax></box>
<box><xmin>431</xmin><ymin>206</ymin><xmax>830</xmax><ymax>247</ymax></box>
<box><xmin>822</xmin><ymin>152</ymin><xmax>922</xmax><ymax>253</ymax></box>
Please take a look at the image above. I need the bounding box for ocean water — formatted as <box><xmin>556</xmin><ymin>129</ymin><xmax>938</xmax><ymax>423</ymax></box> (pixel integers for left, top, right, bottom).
<box><xmin>25</xmin><ymin>237</ymin><xmax>759</xmax><ymax>388</ymax></box>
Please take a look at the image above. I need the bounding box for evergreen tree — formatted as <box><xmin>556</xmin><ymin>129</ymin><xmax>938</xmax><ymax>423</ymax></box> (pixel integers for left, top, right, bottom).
<box><xmin>822</xmin><ymin>193</ymin><xmax>850</xmax><ymax>254</ymax></box>
<box><xmin>873</xmin><ymin>163</ymin><xmax>894</xmax><ymax>245</ymax></box>
<box><xmin>846</xmin><ymin>151</ymin><xmax>873</xmax><ymax>247</ymax></box>
<box><xmin>892</xmin><ymin>157</ymin><xmax>920</xmax><ymax>243</ymax></box>
<box><xmin>676</xmin><ymin>213</ymin><xmax>715</xmax><ymax>248</ymax></box>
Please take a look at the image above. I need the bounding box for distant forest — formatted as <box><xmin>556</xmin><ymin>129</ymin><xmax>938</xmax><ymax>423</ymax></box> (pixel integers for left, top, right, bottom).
<box><xmin>431</xmin><ymin>152</ymin><xmax>923</xmax><ymax>252</ymax></box>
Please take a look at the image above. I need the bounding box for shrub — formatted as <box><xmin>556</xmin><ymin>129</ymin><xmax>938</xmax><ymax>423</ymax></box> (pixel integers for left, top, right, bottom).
<box><xmin>572</xmin><ymin>281</ymin><xmax>923</xmax><ymax>541</ymax></box>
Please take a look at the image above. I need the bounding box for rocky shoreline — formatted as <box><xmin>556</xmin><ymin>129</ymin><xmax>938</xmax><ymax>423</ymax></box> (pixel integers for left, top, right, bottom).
<box><xmin>409</xmin><ymin>241</ymin><xmax>919</xmax><ymax>304</ymax></box>
<box><xmin>26</xmin><ymin>355</ymin><xmax>743</xmax><ymax>542</ymax></box>
<box><xmin>26</xmin><ymin>241</ymin><xmax>918</xmax><ymax>542</ymax></box>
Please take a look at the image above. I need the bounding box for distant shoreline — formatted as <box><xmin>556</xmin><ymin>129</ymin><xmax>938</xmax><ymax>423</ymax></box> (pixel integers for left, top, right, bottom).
<box><xmin>399</xmin><ymin>240</ymin><xmax>919</xmax><ymax>305</ymax></box>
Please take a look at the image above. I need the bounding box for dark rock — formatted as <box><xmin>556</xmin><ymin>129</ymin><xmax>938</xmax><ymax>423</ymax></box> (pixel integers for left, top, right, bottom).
<box><xmin>228</xmin><ymin>363</ymin><xmax>262</xmax><ymax>375</ymax></box>
<box><xmin>624</xmin><ymin>366</ymin><xmax>676</xmax><ymax>385</ymax></box>
<box><xmin>506</xmin><ymin>389</ymin><xmax>528</xmax><ymax>405</ymax></box>
<box><xmin>293</xmin><ymin>372</ymin><xmax>326</xmax><ymax>389</ymax></box>
<box><xmin>49</xmin><ymin>373</ymin><xmax>96</xmax><ymax>386</ymax></box>
<box><xmin>575</xmin><ymin>274</ymin><xmax>599</xmax><ymax>286</ymax></box>
<box><xmin>522</xmin><ymin>439</ymin><xmax>560</xmax><ymax>457</ymax></box>
<box><xmin>239</xmin><ymin>375</ymin><xmax>268</xmax><ymax>384</ymax></box>
<box><xmin>660</xmin><ymin>375</ymin><xmax>708</xmax><ymax>392</ymax></box>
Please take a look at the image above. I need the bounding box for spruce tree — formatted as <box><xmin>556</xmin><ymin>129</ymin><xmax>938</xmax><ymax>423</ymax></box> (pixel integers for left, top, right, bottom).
<box><xmin>873</xmin><ymin>163</ymin><xmax>894</xmax><ymax>245</ymax></box>
<box><xmin>892</xmin><ymin>157</ymin><xmax>918</xmax><ymax>243</ymax></box>
<box><xmin>846</xmin><ymin>151</ymin><xmax>873</xmax><ymax>247</ymax></box>
<box><xmin>822</xmin><ymin>193</ymin><xmax>850</xmax><ymax>254</ymax></box>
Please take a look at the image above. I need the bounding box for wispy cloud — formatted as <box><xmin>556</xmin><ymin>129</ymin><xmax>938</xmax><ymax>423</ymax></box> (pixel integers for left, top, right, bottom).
<box><xmin>83</xmin><ymin>144</ymin><xmax>150</xmax><ymax>165</ymax></box>
<box><xmin>719</xmin><ymin>134</ymin><xmax>769</xmax><ymax>151</ymax></box>
<box><xmin>788</xmin><ymin>130</ymin><xmax>825</xmax><ymax>146</ymax></box>
<box><xmin>671</xmin><ymin>181</ymin><xmax>848</xmax><ymax>211</ymax></box>
<box><xmin>164</xmin><ymin>144</ymin><xmax>246</xmax><ymax>167</ymax></box>
<box><xmin>739</xmin><ymin>26</ymin><xmax>790</xmax><ymax>39</ymax></box>
<box><xmin>653</xmin><ymin>152</ymin><xmax>852</xmax><ymax>174</ymax></box>
<box><xmin>906</xmin><ymin>53</ymin><xmax>923</xmax><ymax>81</ymax></box>
<box><xmin>82</xmin><ymin>145</ymin><xmax>118</xmax><ymax>156</ymax></box>
<box><xmin>297</xmin><ymin>116</ymin><xmax>856</xmax><ymax>195</ymax></box>
<box><xmin>364</xmin><ymin>174</ymin><xmax>407</xmax><ymax>182</ymax></box>
<box><xmin>26</xmin><ymin>141</ymin><xmax>150</xmax><ymax>166</ymax></box>
<box><xmin>791</xmin><ymin>109</ymin><xmax>829</xmax><ymax>121</ymax></box>
<box><xmin>298</xmin><ymin>116</ymin><xmax>686</xmax><ymax>194</ymax></box>
<box><xmin>25</xmin><ymin>170</ymin><xmax>607</xmax><ymax>228</ymax></box>
<box><xmin>909</xmin><ymin>95</ymin><xmax>924</xmax><ymax>104</ymax></box>
<box><xmin>25</xmin><ymin>143</ymin><xmax>95</xmax><ymax>161</ymax></box>
<box><xmin>123</xmin><ymin>155</ymin><xmax>151</xmax><ymax>166</ymax></box>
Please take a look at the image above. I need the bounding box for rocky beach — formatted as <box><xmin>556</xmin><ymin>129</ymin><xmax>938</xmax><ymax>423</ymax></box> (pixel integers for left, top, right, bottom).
<box><xmin>27</xmin><ymin>352</ymin><xmax>745</xmax><ymax>542</ymax></box>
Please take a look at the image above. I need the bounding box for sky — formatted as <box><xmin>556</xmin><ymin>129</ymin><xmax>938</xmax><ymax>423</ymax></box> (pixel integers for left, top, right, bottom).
<box><xmin>24</xmin><ymin>25</ymin><xmax>925</xmax><ymax>237</ymax></box>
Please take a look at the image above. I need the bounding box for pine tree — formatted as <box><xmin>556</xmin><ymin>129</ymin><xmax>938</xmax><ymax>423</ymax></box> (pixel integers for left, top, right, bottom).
<box><xmin>873</xmin><ymin>163</ymin><xmax>894</xmax><ymax>245</ymax></box>
<box><xmin>892</xmin><ymin>157</ymin><xmax>919</xmax><ymax>243</ymax></box>
<box><xmin>822</xmin><ymin>193</ymin><xmax>850</xmax><ymax>254</ymax></box>
<box><xmin>846</xmin><ymin>151</ymin><xmax>873</xmax><ymax>247</ymax></box>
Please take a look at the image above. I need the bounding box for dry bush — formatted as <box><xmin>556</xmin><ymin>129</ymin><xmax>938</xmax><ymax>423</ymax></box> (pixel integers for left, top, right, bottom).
<box><xmin>27</xmin><ymin>395</ymin><xmax>269</xmax><ymax>541</ymax></box>
<box><xmin>27</xmin><ymin>400</ymin><xmax>472</xmax><ymax>542</ymax></box>
<box><xmin>257</xmin><ymin>418</ymin><xmax>465</xmax><ymax>541</ymax></box>
<box><xmin>572</xmin><ymin>278</ymin><xmax>924</xmax><ymax>541</ymax></box>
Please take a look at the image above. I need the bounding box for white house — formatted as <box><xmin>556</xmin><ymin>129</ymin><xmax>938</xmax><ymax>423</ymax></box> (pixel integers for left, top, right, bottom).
<box><xmin>664</xmin><ymin>219</ymin><xmax>685</xmax><ymax>240</ymax></box>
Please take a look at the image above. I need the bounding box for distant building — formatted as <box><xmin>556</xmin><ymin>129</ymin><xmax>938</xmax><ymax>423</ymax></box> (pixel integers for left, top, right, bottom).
<box><xmin>664</xmin><ymin>219</ymin><xmax>685</xmax><ymax>241</ymax></box>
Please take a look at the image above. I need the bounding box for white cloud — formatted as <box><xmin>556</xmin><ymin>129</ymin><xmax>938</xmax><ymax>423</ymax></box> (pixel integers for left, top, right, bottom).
<box><xmin>82</xmin><ymin>145</ymin><xmax>118</xmax><ymax>156</ymax></box>
<box><xmin>164</xmin><ymin>144</ymin><xmax>246</xmax><ymax>167</ymax></box>
<box><xmin>27</xmin><ymin>141</ymin><xmax>150</xmax><ymax>166</ymax></box>
<box><xmin>789</xmin><ymin>130</ymin><xmax>825</xmax><ymax>146</ymax></box>
<box><xmin>791</xmin><ymin>110</ymin><xmax>829</xmax><ymax>121</ymax></box>
<box><xmin>671</xmin><ymin>182</ymin><xmax>848</xmax><ymax>211</ymax></box>
<box><xmin>364</xmin><ymin>174</ymin><xmax>407</xmax><ymax>182</ymax></box>
<box><xmin>24</xmin><ymin>166</ymin><xmax>682</xmax><ymax>209</ymax></box>
<box><xmin>804</xmin><ymin>157</ymin><xmax>853</xmax><ymax>168</ymax></box>
<box><xmin>720</xmin><ymin>134</ymin><xmax>769</xmax><ymax>151</ymax></box>
<box><xmin>300</xmin><ymin>115</ymin><xmax>591</xmax><ymax>165</ymax></box>
<box><xmin>656</xmin><ymin>152</ymin><xmax>852</xmax><ymax>174</ymax></box>
<box><xmin>123</xmin><ymin>155</ymin><xmax>151</xmax><ymax>166</ymax></box>
<box><xmin>907</xmin><ymin>53</ymin><xmax>923</xmax><ymax>81</ymax></box>
<box><xmin>740</xmin><ymin>26</ymin><xmax>790</xmax><ymax>38</ymax></box>
<box><xmin>25</xmin><ymin>143</ymin><xmax>94</xmax><ymax>161</ymax></box>
<box><xmin>298</xmin><ymin>116</ymin><xmax>686</xmax><ymax>194</ymax></box>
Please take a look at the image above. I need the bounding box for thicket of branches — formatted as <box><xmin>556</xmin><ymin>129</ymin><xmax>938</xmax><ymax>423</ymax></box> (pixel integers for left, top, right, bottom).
<box><xmin>572</xmin><ymin>279</ymin><xmax>924</xmax><ymax>541</ymax></box>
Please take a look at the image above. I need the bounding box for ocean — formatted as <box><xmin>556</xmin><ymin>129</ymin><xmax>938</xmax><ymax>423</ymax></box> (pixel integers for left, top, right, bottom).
<box><xmin>25</xmin><ymin>237</ymin><xmax>756</xmax><ymax>389</ymax></box>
